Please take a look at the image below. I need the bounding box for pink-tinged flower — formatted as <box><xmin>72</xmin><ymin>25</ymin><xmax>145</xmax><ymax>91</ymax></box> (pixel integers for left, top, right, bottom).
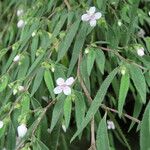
<box><xmin>137</xmin><ymin>47</ymin><xmax>144</xmax><ymax>57</ymax></box>
<box><xmin>107</xmin><ymin>120</ymin><xmax>115</xmax><ymax>130</ymax></box>
<box><xmin>54</xmin><ymin>77</ymin><xmax>74</xmax><ymax>95</ymax></box>
<box><xmin>81</xmin><ymin>6</ymin><xmax>102</xmax><ymax>27</ymax></box>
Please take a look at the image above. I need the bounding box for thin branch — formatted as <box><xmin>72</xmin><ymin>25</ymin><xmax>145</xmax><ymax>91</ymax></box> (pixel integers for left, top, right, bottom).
<box><xmin>99</xmin><ymin>46</ymin><xmax>146</xmax><ymax>70</ymax></box>
<box><xmin>77</xmin><ymin>52</ymin><xmax>96</xmax><ymax>150</ymax></box>
<box><xmin>101</xmin><ymin>104</ymin><xmax>140</xmax><ymax>123</ymax></box>
<box><xmin>64</xmin><ymin>0</ymin><xmax>71</xmax><ymax>10</ymax></box>
<box><xmin>31</xmin><ymin>99</ymin><xmax>57</xmax><ymax>136</ymax></box>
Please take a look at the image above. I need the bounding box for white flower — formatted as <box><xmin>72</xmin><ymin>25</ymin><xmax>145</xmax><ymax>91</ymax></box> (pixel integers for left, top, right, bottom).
<box><xmin>18</xmin><ymin>86</ymin><xmax>25</xmax><ymax>92</ymax></box>
<box><xmin>148</xmin><ymin>11</ymin><xmax>150</xmax><ymax>16</ymax></box>
<box><xmin>107</xmin><ymin>120</ymin><xmax>115</xmax><ymax>130</ymax></box>
<box><xmin>54</xmin><ymin>77</ymin><xmax>74</xmax><ymax>95</ymax></box>
<box><xmin>0</xmin><ymin>121</ymin><xmax>4</xmax><ymax>129</ymax></box>
<box><xmin>117</xmin><ymin>20</ymin><xmax>122</xmax><ymax>26</ymax></box>
<box><xmin>17</xmin><ymin>9</ymin><xmax>24</xmax><ymax>17</ymax></box>
<box><xmin>13</xmin><ymin>55</ymin><xmax>20</xmax><ymax>62</ymax></box>
<box><xmin>137</xmin><ymin>47</ymin><xmax>145</xmax><ymax>57</ymax></box>
<box><xmin>81</xmin><ymin>6</ymin><xmax>102</xmax><ymax>27</ymax></box>
<box><xmin>17</xmin><ymin>124</ymin><xmax>27</xmax><ymax>138</ymax></box>
<box><xmin>17</xmin><ymin>20</ymin><xmax>25</xmax><ymax>28</ymax></box>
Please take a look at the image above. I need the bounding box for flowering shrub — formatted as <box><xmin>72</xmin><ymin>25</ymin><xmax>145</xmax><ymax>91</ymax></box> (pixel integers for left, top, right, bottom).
<box><xmin>0</xmin><ymin>0</ymin><xmax>150</xmax><ymax>149</ymax></box>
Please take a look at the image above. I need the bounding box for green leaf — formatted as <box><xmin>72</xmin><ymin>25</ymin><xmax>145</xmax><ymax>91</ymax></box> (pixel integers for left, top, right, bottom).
<box><xmin>50</xmin><ymin>95</ymin><xmax>65</xmax><ymax>132</ymax></box>
<box><xmin>36</xmin><ymin>138</ymin><xmax>49</xmax><ymax>150</ymax></box>
<box><xmin>67</xmin><ymin>23</ymin><xmax>88</xmax><ymax>76</ymax></box>
<box><xmin>144</xmin><ymin>37</ymin><xmax>150</xmax><ymax>53</ymax></box>
<box><xmin>140</xmin><ymin>102</ymin><xmax>150</xmax><ymax>150</ymax></box>
<box><xmin>44</xmin><ymin>69</ymin><xmax>55</xmax><ymax>99</ymax></box>
<box><xmin>96</xmin><ymin>113</ymin><xmax>110</xmax><ymax>150</ymax></box>
<box><xmin>108</xmin><ymin>112</ymin><xmax>131</xmax><ymax>150</ymax></box>
<box><xmin>57</xmin><ymin>19</ymin><xmax>80</xmax><ymax>61</ymax></box>
<box><xmin>17</xmin><ymin>55</ymin><xmax>30</xmax><ymax>79</ymax></box>
<box><xmin>129</xmin><ymin>65</ymin><xmax>146</xmax><ymax>103</ymax></box>
<box><xmin>50</xmin><ymin>12</ymin><xmax>67</xmax><ymax>44</ymax></box>
<box><xmin>74</xmin><ymin>91</ymin><xmax>86</xmax><ymax>129</ymax></box>
<box><xmin>95</xmin><ymin>49</ymin><xmax>105</xmax><ymax>74</ymax></box>
<box><xmin>6</xmin><ymin>122</ymin><xmax>16</xmax><ymax>150</ymax></box>
<box><xmin>128</xmin><ymin>100</ymin><xmax>142</xmax><ymax>131</ymax></box>
<box><xmin>31</xmin><ymin>35</ymin><xmax>39</xmax><ymax>63</ymax></box>
<box><xmin>21</xmin><ymin>94</ymin><xmax>30</xmax><ymax>115</ymax></box>
<box><xmin>71</xmin><ymin>68</ymin><xmax>118</xmax><ymax>142</ymax></box>
<box><xmin>31</xmin><ymin>68</ymin><xmax>44</xmax><ymax>96</ymax></box>
<box><xmin>0</xmin><ymin>74</ymin><xmax>9</xmax><ymax>92</ymax></box>
<box><xmin>64</xmin><ymin>96</ymin><xmax>72</xmax><ymax>129</ymax></box>
<box><xmin>118</xmin><ymin>73</ymin><xmax>130</xmax><ymax>117</ymax></box>
<box><xmin>87</xmin><ymin>49</ymin><xmax>96</xmax><ymax>76</ymax></box>
<box><xmin>0</xmin><ymin>48</ymin><xmax>8</xmax><ymax>62</ymax></box>
<box><xmin>27</xmin><ymin>54</ymin><xmax>44</xmax><ymax>76</ymax></box>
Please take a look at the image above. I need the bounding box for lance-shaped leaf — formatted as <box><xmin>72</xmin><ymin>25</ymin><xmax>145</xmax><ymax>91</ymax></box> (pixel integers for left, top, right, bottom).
<box><xmin>129</xmin><ymin>65</ymin><xmax>146</xmax><ymax>103</ymax></box>
<box><xmin>87</xmin><ymin>49</ymin><xmax>96</xmax><ymax>76</ymax></box>
<box><xmin>96</xmin><ymin>113</ymin><xmax>110</xmax><ymax>150</ymax></box>
<box><xmin>118</xmin><ymin>73</ymin><xmax>130</xmax><ymax>117</ymax></box>
<box><xmin>71</xmin><ymin>68</ymin><xmax>118</xmax><ymax>142</ymax></box>
<box><xmin>140</xmin><ymin>102</ymin><xmax>150</xmax><ymax>150</ymax></box>
<box><xmin>57</xmin><ymin>19</ymin><xmax>80</xmax><ymax>61</ymax></box>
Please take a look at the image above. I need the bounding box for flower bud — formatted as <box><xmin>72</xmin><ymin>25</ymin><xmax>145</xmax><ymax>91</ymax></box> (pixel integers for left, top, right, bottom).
<box><xmin>137</xmin><ymin>47</ymin><xmax>144</xmax><ymax>57</ymax></box>
<box><xmin>31</xmin><ymin>32</ymin><xmax>36</xmax><ymax>37</ymax></box>
<box><xmin>62</xmin><ymin>124</ymin><xmax>66</xmax><ymax>132</ymax></box>
<box><xmin>13</xmin><ymin>55</ymin><xmax>20</xmax><ymax>63</ymax></box>
<box><xmin>17</xmin><ymin>9</ymin><xmax>24</xmax><ymax>17</ymax></box>
<box><xmin>51</xmin><ymin>66</ymin><xmax>55</xmax><ymax>72</ymax></box>
<box><xmin>17</xmin><ymin>20</ymin><xmax>25</xmax><ymax>28</ymax></box>
<box><xmin>117</xmin><ymin>20</ymin><xmax>122</xmax><ymax>26</ymax></box>
<box><xmin>18</xmin><ymin>86</ymin><xmax>25</xmax><ymax>92</ymax></box>
<box><xmin>85</xmin><ymin>48</ymin><xmax>89</xmax><ymax>54</ymax></box>
<box><xmin>17</xmin><ymin>124</ymin><xmax>27</xmax><ymax>138</ymax></box>
<box><xmin>0</xmin><ymin>120</ymin><xmax>4</xmax><ymax>129</ymax></box>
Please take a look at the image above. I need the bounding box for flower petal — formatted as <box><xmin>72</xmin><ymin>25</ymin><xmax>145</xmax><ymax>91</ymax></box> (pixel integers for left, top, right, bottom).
<box><xmin>56</xmin><ymin>78</ymin><xmax>65</xmax><ymax>85</ymax></box>
<box><xmin>53</xmin><ymin>86</ymin><xmax>63</xmax><ymax>94</ymax></box>
<box><xmin>63</xmin><ymin>86</ymin><xmax>71</xmax><ymax>95</ymax></box>
<box><xmin>89</xmin><ymin>19</ymin><xmax>97</xmax><ymax>27</ymax></box>
<box><xmin>65</xmin><ymin>77</ymin><xmax>74</xmax><ymax>86</ymax></box>
<box><xmin>94</xmin><ymin>12</ymin><xmax>102</xmax><ymax>19</ymax></box>
<box><xmin>88</xmin><ymin>7</ymin><xmax>96</xmax><ymax>14</ymax></box>
<box><xmin>81</xmin><ymin>14</ymin><xmax>90</xmax><ymax>21</ymax></box>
